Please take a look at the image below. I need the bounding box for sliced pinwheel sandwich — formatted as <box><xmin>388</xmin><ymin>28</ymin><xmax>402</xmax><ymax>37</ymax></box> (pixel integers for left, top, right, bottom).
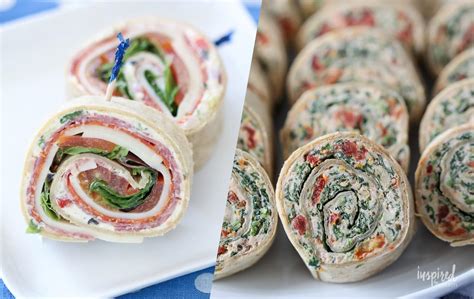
<box><xmin>427</xmin><ymin>0</ymin><xmax>474</xmax><ymax>74</ymax></box>
<box><xmin>275</xmin><ymin>132</ymin><xmax>415</xmax><ymax>282</ymax></box>
<box><xmin>215</xmin><ymin>149</ymin><xmax>277</xmax><ymax>279</ymax></box>
<box><xmin>21</xmin><ymin>97</ymin><xmax>193</xmax><ymax>242</ymax></box>
<box><xmin>238</xmin><ymin>104</ymin><xmax>273</xmax><ymax>178</ymax></box>
<box><xmin>297</xmin><ymin>0</ymin><xmax>425</xmax><ymax>20</ymax></box>
<box><xmin>287</xmin><ymin>27</ymin><xmax>425</xmax><ymax>121</ymax></box>
<box><xmin>254</xmin><ymin>12</ymin><xmax>288</xmax><ymax>100</ymax></box>
<box><xmin>297</xmin><ymin>1</ymin><xmax>425</xmax><ymax>55</ymax></box>
<box><xmin>247</xmin><ymin>59</ymin><xmax>273</xmax><ymax>112</ymax></box>
<box><xmin>281</xmin><ymin>83</ymin><xmax>410</xmax><ymax>172</ymax></box>
<box><xmin>296</xmin><ymin>0</ymin><xmax>321</xmax><ymax>19</ymax></box>
<box><xmin>415</xmin><ymin>123</ymin><xmax>473</xmax><ymax>247</ymax></box>
<box><xmin>68</xmin><ymin>18</ymin><xmax>226</xmax><ymax>170</ymax></box>
<box><xmin>434</xmin><ymin>48</ymin><xmax>474</xmax><ymax>94</ymax></box>
<box><xmin>262</xmin><ymin>0</ymin><xmax>303</xmax><ymax>43</ymax></box>
<box><xmin>419</xmin><ymin>78</ymin><xmax>474</xmax><ymax>152</ymax></box>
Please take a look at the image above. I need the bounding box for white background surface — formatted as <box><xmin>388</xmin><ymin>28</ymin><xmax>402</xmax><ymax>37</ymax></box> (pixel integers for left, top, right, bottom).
<box><xmin>0</xmin><ymin>1</ymin><xmax>256</xmax><ymax>297</ymax></box>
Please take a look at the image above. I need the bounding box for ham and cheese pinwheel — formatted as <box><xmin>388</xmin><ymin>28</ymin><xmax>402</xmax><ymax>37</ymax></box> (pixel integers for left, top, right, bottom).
<box><xmin>215</xmin><ymin>149</ymin><xmax>277</xmax><ymax>279</ymax></box>
<box><xmin>419</xmin><ymin>79</ymin><xmax>474</xmax><ymax>152</ymax></box>
<box><xmin>68</xmin><ymin>19</ymin><xmax>226</xmax><ymax>170</ymax></box>
<box><xmin>415</xmin><ymin>124</ymin><xmax>474</xmax><ymax>247</ymax></box>
<box><xmin>255</xmin><ymin>13</ymin><xmax>287</xmax><ymax>100</ymax></box>
<box><xmin>427</xmin><ymin>0</ymin><xmax>474</xmax><ymax>75</ymax></box>
<box><xmin>287</xmin><ymin>28</ymin><xmax>425</xmax><ymax>121</ymax></box>
<box><xmin>21</xmin><ymin>97</ymin><xmax>192</xmax><ymax>242</ymax></box>
<box><xmin>276</xmin><ymin>132</ymin><xmax>414</xmax><ymax>282</ymax></box>
<box><xmin>434</xmin><ymin>48</ymin><xmax>474</xmax><ymax>94</ymax></box>
<box><xmin>281</xmin><ymin>83</ymin><xmax>410</xmax><ymax>171</ymax></box>
<box><xmin>296</xmin><ymin>1</ymin><xmax>425</xmax><ymax>55</ymax></box>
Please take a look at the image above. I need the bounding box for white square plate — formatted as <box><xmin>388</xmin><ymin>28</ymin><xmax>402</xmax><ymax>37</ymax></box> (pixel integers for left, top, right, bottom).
<box><xmin>0</xmin><ymin>1</ymin><xmax>256</xmax><ymax>297</ymax></box>
<box><xmin>211</xmin><ymin>104</ymin><xmax>474</xmax><ymax>298</ymax></box>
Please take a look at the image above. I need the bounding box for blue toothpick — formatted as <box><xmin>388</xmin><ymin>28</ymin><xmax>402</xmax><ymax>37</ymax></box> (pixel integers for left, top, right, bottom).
<box><xmin>214</xmin><ymin>30</ymin><xmax>234</xmax><ymax>46</ymax></box>
<box><xmin>105</xmin><ymin>32</ymin><xmax>130</xmax><ymax>100</ymax></box>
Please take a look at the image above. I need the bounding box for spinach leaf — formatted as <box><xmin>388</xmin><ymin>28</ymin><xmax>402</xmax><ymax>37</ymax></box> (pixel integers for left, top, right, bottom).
<box><xmin>26</xmin><ymin>220</ymin><xmax>41</xmax><ymax>234</ymax></box>
<box><xmin>97</xmin><ymin>37</ymin><xmax>164</xmax><ymax>83</ymax></box>
<box><xmin>56</xmin><ymin>145</ymin><xmax>129</xmax><ymax>162</ymax></box>
<box><xmin>60</xmin><ymin>111</ymin><xmax>83</xmax><ymax>124</ymax></box>
<box><xmin>144</xmin><ymin>67</ymin><xmax>179</xmax><ymax>116</ymax></box>
<box><xmin>89</xmin><ymin>169</ymin><xmax>156</xmax><ymax>210</ymax></box>
<box><xmin>124</xmin><ymin>37</ymin><xmax>165</xmax><ymax>61</ymax></box>
<box><xmin>105</xmin><ymin>145</ymin><xmax>129</xmax><ymax>160</ymax></box>
<box><xmin>96</xmin><ymin>37</ymin><xmax>179</xmax><ymax>115</ymax></box>
<box><xmin>40</xmin><ymin>178</ymin><xmax>62</xmax><ymax>221</ymax></box>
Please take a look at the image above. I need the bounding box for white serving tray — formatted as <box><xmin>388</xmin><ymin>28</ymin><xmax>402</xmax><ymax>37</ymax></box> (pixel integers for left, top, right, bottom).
<box><xmin>0</xmin><ymin>1</ymin><xmax>256</xmax><ymax>297</ymax></box>
<box><xmin>211</xmin><ymin>96</ymin><xmax>474</xmax><ymax>298</ymax></box>
<box><xmin>212</xmin><ymin>224</ymin><xmax>473</xmax><ymax>298</ymax></box>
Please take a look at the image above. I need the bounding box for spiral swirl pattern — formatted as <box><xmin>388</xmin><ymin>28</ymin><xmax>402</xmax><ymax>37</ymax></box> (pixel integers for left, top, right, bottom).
<box><xmin>287</xmin><ymin>28</ymin><xmax>425</xmax><ymax>120</ymax></box>
<box><xmin>419</xmin><ymin>78</ymin><xmax>474</xmax><ymax>152</ymax></box>
<box><xmin>276</xmin><ymin>132</ymin><xmax>414</xmax><ymax>282</ymax></box>
<box><xmin>427</xmin><ymin>0</ymin><xmax>474</xmax><ymax>74</ymax></box>
<box><xmin>68</xmin><ymin>19</ymin><xmax>226</xmax><ymax>169</ymax></box>
<box><xmin>434</xmin><ymin>48</ymin><xmax>474</xmax><ymax>94</ymax></box>
<box><xmin>281</xmin><ymin>83</ymin><xmax>410</xmax><ymax>171</ymax></box>
<box><xmin>416</xmin><ymin>124</ymin><xmax>473</xmax><ymax>247</ymax></box>
<box><xmin>215</xmin><ymin>150</ymin><xmax>277</xmax><ymax>279</ymax></box>
<box><xmin>297</xmin><ymin>1</ymin><xmax>425</xmax><ymax>54</ymax></box>
<box><xmin>21</xmin><ymin>97</ymin><xmax>192</xmax><ymax>242</ymax></box>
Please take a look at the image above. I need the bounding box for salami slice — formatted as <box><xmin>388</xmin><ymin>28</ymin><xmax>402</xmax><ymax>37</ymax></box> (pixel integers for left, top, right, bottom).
<box><xmin>297</xmin><ymin>1</ymin><xmax>425</xmax><ymax>55</ymax></box>
<box><xmin>415</xmin><ymin>124</ymin><xmax>474</xmax><ymax>247</ymax></box>
<box><xmin>427</xmin><ymin>0</ymin><xmax>474</xmax><ymax>74</ymax></box>
<box><xmin>434</xmin><ymin>48</ymin><xmax>474</xmax><ymax>94</ymax></box>
<box><xmin>21</xmin><ymin>97</ymin><xmax>193</xmax><ymax>242</ymax></box>
<box><xmin>287</xmin><ymin>27</ymin><xmax>425</xmax><ymax>121</ymax></box>
<box><xmin>215</xmin><ymin>149</ymin><xmax>277</xmax><ymax>279</ymax></box>
<box><xmin>281</xmin><ymin>83</ymin><xmax>410</xmax><ymax>172</ymax></box>
<box><xmin>68</xmin><ymin>18</ymin><xmax>226</xmax><ymax>170</ymax></box>
<box><xmin>419</xmin><ymin>78</ymin><xmax>474</xmax><ymax>152</ymax></box>
<box><xmin>275</xmin><ymin>132</ymin><xmax>415</xmax><ymax>282</ymax></box>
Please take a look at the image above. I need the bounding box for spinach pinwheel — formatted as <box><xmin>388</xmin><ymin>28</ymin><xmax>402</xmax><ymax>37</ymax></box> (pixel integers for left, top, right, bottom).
<box><xmin>281</xmin><ymin>83</ymin><xmax>410</xmax><ymax>171</ymax></box>
<box><xmin>215</xmin><ymin>150</ymin><xmax>277</xmax><ymax>279</ymax></box>
<box><xmin>427</xmin><ymin>0</ymin><xmax>474</xmax><ymax>74</ymax></box>
<box><xmin>287</xmin><ymin>28</ymin><xmax>425</xmax><ymax>121</ymax></box>
<box><xmin>276</xmin><ymin>132</ymin><xmax>415</xmax><ymax>282</ymax></box>
<box><xmin>434</xmin><ymin>48</ymin><xmax>474</xmax><ymax>94</ymax></box>
<box><xmin>419</xmin><ymin>78</ymin><xmax>474</xmax><ymax>152</ymax></box>
<box><xmin>415</xmin><ymin>124</ymin><xmax>474</xmax><ymax>247</ymax></box>
<box><xmin>297</xmin><ymin>1</ymin><xmax>425</xmax><ymax>55</ymax></box>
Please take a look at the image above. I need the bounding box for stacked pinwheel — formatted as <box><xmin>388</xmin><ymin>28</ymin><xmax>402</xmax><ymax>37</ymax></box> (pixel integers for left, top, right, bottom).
<box><xmin>21</xmin><ymin>18</ymin><xmax>227</xmax><ymax>243</ymax></box>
